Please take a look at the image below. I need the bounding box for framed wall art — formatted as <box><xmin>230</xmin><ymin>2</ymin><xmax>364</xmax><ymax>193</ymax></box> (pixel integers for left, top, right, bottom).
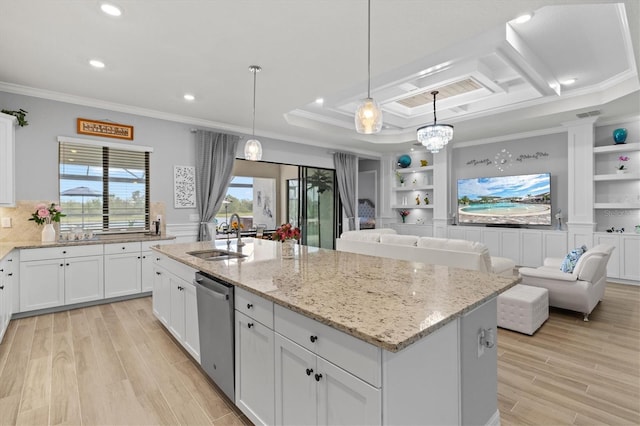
<box><xmin>173</xmin><ymin>165</ymin><xmax>196</xmax><ymax>208</ymax></box>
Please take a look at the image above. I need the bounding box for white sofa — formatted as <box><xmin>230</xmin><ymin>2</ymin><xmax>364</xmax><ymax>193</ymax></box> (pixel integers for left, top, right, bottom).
<box><xmin>336</xmin><ymin>229</ymin><xmax>515</xmax><ymax>276</ymax></box>
<box><xmin>518</xmin><ymin>244</ymin><xmax>614</xmax><ymax>321</ymax></box>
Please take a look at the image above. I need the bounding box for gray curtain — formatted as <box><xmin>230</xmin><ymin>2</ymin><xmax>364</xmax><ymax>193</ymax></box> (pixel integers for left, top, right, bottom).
<box><xmin>195</xmin><ymin>130</ymin><xmax>239</xmax><ymax>241</ymax></box>
<box><xmin>334</xmin><ymin>152</ymin><xmax>358</xmax><ymax>231</ymax></box>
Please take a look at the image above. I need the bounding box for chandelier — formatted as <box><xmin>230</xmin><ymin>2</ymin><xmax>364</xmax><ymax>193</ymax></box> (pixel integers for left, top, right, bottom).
<box><xmin>354</xmin><ymin>0</ymin><xmax>382</xmax><ymax>134</ymax></box>
<box><xmin>244</xmin><ymin>65</ymin><xmax>263</xmax><ymax>161</ymax></box>
<box><xmin>416</xmin><ymin>90</ymin><xmax>453</xmax><ymax>153</ymax></box>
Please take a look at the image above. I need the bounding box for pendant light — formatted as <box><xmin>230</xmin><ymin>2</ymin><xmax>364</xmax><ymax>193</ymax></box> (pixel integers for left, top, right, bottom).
<box><xmin>244</xmin><ymin>65</ymin><xmax>263</xmax><ymax>161</ymax></box>
<box><xmin>354</xmin><ymin>0</ymin><xmax>382</xmax><ymax>134</ymax></box>
<box><xmin>416</xmin><ymin>90</ymin><xmax>453</xmax><ymax>153</ymax></box>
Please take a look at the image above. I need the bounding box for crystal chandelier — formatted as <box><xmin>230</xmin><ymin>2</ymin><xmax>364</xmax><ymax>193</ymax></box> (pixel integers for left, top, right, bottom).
<box><xmin>354</xmin><ymin>0</ymin><xmax>382</xmax><ymax>134</ymax></box>
<box><xmin>416</xmin><ymin>91</ymin><xmax>453</xmax><ymax>153</ymax></box>
<box><xmin>244</xmin><ymin>65</ymin><xmax>263</xmax><ymax>161</ymax></box>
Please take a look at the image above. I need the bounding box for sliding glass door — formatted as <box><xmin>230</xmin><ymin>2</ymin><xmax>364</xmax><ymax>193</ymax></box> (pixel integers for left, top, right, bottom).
<box><xmin>299</xmin><ymin>167</ymin><xmax>338</xmax><ymax>249</ymax></box>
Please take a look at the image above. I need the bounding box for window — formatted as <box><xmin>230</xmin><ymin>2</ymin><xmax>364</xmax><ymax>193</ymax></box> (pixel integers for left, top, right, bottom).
<box><xmin>59</xmin><ymin>138</ymin><xmax>151</xmax><ymax>233</ymax></box>
<box><xmin>215</xmin><ymin>176</ymin><xmax>276</xmax><ymax>231</ymax></box>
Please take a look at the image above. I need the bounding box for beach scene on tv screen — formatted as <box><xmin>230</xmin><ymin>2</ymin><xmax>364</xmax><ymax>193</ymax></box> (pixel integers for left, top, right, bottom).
<box><xmin>457</xmin><ymin>173</ymin><xmax>551</xmax><ymax>225</ymax></box>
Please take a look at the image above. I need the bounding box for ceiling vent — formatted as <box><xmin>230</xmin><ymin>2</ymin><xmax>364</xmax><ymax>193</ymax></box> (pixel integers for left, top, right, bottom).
<box><xmin>576</xmin><ymin>110</ymin><xmax>601</xmax><ymax>118</ymax></box>
<box><xmin>396</xmin><ymin>78</ymin><xmax>482</xmax><ymax>108</ymax></box>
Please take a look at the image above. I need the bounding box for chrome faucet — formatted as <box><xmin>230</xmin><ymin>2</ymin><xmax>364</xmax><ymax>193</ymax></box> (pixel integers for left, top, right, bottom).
<box><xmin>229</xmin><ymin>213</ymin><xmax>244</xmax><ymax>247</ymax></box>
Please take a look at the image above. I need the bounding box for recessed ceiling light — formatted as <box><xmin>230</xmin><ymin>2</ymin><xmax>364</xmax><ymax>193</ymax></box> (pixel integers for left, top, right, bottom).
<box><xmin>315</xmin><ymin>98</ymin><xmax>324</xmax><ymax>105</ymax></box>
<box><xmin>561</xmin><ymin>78</ymin><xmax>577</xmax><ymax>86</ymax></box>
<box><xmin>514</xmin><ymin>13</ymin><xmax>532</xmax><ymax>24</ymax></box>
<box><xmin>89</xmin><ymin>59</ymin><xmax>105</xmax><ymax>68</ymax></box>
<box><xmin>100</xmin><ymin>3</ymin><xmax>122</xmax><ymax>17</ymax></box>
<box><xmin>184</xmin><ymin>94</ymin><xmax>195</xmax><ymax>101</ymax></box>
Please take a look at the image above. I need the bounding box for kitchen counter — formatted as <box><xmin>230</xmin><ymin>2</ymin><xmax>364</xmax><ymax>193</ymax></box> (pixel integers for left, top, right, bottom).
<box><xmin>153</xmin><ymin>238</ymin><xmax>519</xmax><ymax>352</ymax></box>
<box><xmin>0</xmin><ymin>234</ymin><xmax>174</xmax><ymax>260</ymax></box>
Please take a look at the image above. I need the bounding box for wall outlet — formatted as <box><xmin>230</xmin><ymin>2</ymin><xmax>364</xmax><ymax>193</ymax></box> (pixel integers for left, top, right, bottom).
<box><xmin>1</xmin><ymin>217</ymin><xmax>11</xmax><ymax>228</ymax></box>
<box><xmin>156</xmin><ymin>215</ymin><xmax>162</xmax><ymax>221</ymax></box>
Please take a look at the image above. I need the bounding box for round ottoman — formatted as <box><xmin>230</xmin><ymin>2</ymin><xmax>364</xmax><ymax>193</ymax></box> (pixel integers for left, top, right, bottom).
<box><xmin>498</xmin><ymin>284</ymin><xmax>549</xmax><ymax>335</ymax></box>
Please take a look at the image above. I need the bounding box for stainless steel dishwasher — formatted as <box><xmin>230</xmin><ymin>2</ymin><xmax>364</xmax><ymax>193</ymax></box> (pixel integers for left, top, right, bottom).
<box><xmin>194</xmin><ymin>271</ymin><xmax>235</xmax><ymax>401</ymax></box>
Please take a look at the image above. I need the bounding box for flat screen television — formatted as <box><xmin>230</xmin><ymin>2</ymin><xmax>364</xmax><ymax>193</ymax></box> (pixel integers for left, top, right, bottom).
<box><xmin>457</xmin><ymin>173</ymin><xmax>551</xmax><ymax>226</ymax></box>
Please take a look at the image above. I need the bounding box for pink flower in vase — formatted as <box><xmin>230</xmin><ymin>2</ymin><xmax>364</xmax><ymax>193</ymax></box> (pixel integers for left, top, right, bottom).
<box><xmin>37</xmin><ymin>208</ymin><xmax>50</xmax><ymax>219</ymax></box>
<box><xmin>618</xmin><ymin>155</ymin><xmax>629</xmax><ymax>170</ymax></box>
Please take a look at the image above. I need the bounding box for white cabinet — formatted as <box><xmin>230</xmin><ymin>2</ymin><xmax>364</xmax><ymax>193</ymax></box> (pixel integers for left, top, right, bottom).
<box><xmin>104</xmin><ymin>243</ymin><xmax>142</xmax><ymax>298</ymax></box>
<box><xmin>0</xmin><ymin>112</ymin><xmax>16</xmax><ymax>207</ymax></box>
<box><xmin>0</xmin><ymin>253</ymin><xmax>15</xmax><ymax>342</ymax></box>
<box><xmin>275</xmin><ymin>334</ymin><xmax>381</xmax><ymax>426</ymax></box>
<box><xmin>274</xmin><ymin>304</ymin><xmax>381</xmax><ymax>426</ymax></box>
<box><xmin>234</xmin><ymin>288</ymin><xmax>275</xmax><ymax>426</ymax></box>
<box><xmin>151</xmin><ymin>254</ymin><xmax>199</xmax><ymax>361</ymax></box>
<box><xmin>19</xmin><ymin>245</ymin><xmax>104</xmax><ymax>312</ymax></box>
<box><xmin>141</xmin><ymin>251</ymin><xmax>154</xmax><ymax>292</ymax></box>
<box><xmin>520</xmin><ymin>230</ymin><xmax>543</xmax><ymax>267</ymax></box>
<box><xmin>621</xmin><ymin>235</ymin><xmax>640</xmax><ymax>281</ymax></box>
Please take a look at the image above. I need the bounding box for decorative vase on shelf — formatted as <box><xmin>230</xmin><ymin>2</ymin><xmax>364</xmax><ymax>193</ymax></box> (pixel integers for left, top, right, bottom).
<box><xmin>613</xmin><ymin>128</ymin><xmax>627</xmax><ymax>144</ymax></box>
<box><xmin>398</xmin><ymin>154</ymin><xmax>412</xmax><ymax>168</ymax></box>
<box><xmin>281</xmin><ymin>240</ymin><xmax>295</xmax><ymax>259</ymax></box>
<box><xmin>401</xmin><ymin>216</ymin><xmax>406</xmax><ymax>223</ymax></box>
<box><xmin>41</xmin><ymin>223</ymin><xmax>56</xmax><ymax>243</ymax></box>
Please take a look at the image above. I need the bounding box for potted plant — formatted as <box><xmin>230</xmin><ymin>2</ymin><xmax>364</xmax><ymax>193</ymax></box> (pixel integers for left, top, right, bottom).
<box><xmin>1</xmin><ymin>108</ymin><xmax>28</xmax><ymax>127</ymax></box>
<box><xmin>273</xmin><ymin>223</ymin><xmax>301</xmax><ymax>258</ymax></box>
<box><xmin>29</xmin><ymin>202</ymin><xmax>65</xmax><ymax>242</ymax></box>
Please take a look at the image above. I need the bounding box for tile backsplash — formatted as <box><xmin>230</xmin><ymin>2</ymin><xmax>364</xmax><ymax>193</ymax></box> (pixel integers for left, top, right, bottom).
<box><xmin>0</xmin><ymin>201</ymin><xmax>166</xmax><ymax>242</ymax></box>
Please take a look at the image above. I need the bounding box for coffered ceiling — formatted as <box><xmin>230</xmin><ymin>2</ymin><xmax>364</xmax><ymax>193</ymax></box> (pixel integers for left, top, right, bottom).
<box><xmin>0</xmin><ymin>1</ymin><xmax>638</xmax><ymax>155</ymax></box>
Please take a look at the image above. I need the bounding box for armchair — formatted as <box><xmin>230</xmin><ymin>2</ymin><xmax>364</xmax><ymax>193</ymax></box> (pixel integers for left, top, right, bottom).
<box><xmin>518</xmin><ymin>244</ymin><xmax>614</xmax><ymax>321</ymax></box>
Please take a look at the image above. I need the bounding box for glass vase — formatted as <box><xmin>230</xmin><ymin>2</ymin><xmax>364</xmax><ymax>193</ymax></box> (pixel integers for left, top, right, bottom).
<box><xmin>282</xmin><ymin>239</ymin><xmax>295</xmax><ymax>259</ymax></box>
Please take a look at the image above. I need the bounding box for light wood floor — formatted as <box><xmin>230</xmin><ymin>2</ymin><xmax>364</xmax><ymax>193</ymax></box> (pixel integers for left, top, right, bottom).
<box><xmin>0</xmin><ymin>296</ymin><xmax>250</xmax><ymax>426</ymax></box>
<box><xmin>498</xmin><ymin>283</ymin><xmax>640</xmax><ymax>425</ymax></box>
<box><xmin>0</xmin><ymin>283</ymin><xmax>638</xmax><ymax>426</ymax></box>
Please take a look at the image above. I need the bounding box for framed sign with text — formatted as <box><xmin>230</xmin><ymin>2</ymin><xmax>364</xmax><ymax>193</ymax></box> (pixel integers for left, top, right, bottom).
<box><xmin>77</xmin><ymin>118</ymin><xmax>134</xmax><ymax>140</ymax></box>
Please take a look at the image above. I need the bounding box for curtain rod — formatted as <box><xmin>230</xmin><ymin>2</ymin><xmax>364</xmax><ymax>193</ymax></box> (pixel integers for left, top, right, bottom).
<box><xmin>190</xmin><ymin>128</ymin><xmax>244</xmax><ymax>139</ymax></box>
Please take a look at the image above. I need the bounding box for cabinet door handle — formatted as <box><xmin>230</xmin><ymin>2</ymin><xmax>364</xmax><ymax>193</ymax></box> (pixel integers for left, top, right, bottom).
<box><xmin>137</xmin><ymin>256</ymin><xmax>141</xmax><ymax>259</ymax></box>
<box><xmin>142</xmin><ymin>255</ymin><xmax>146</xmax><ymax>259</ymax></box>
<box><xmin>66</xmin><ymin>263</ymin><xmax>70</xmax><ymax>266</ymax></box>
<box><xmin>62</xmin><ymin>250</ymin><xmax>67</xmax><ymax>254</ymax></box>
<box><xmin>310</xmin><ymin>335</ymin><xmax>318</xmax><ymax>343</ymax></box>
<box><xmin>0</xmin><ymin>285</ymin><xmax>4</xmax><ymax>290</ymax></box>
<box><xmin>156</xmin><ymin>257</ymin><xmax>160</xmax><ymax>261</ymax></box>
<box><xmin>156</xmin><ymin>271</ymin><xmax>161</xmax><ymax>275</ymax></box>
<box><xmin>306</xmin><ymin>368</ymin><xmax>313</xmax><ymax>376</ymax></box>
<box><xmin>247</xmin><ymin>303</ymin><xmax>253</xmax><ymax>309</ymax></box>
<box><xmin>7</xmin><ymin>273</ymin><xmax>12</xmax><ymax>276</ymax></box>
<box><xmin>122</xmin><ymin>247</ymin><xmax>126</xmax><ymax>250</ymax></box>
<box><xmin>247</xmin><ymin>323</ymin><xmax>254</xmax><ymax>328</ymax></box>
<box><xmin>0</xmin><ymin>269</ymin><xmax>3</xmax><ymax>272</ymax></box>
<box><xmin>60</xmin><ymin>263</ymin><xmax>64</xmax><ymax>267</ymax></box>
<box><xmin>315</xmin><ymin>373</ymin><xmax>323</xmax><ymax>382</ymax></box>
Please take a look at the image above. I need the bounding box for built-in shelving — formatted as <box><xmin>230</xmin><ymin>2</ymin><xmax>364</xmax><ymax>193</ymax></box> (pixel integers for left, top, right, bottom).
<box><xmin>391</xmin><ymin>204</ymin><xmax>434</xmax><ymax>209</ymax></box>
<box><xmin>392</xmin><ymin>185</ymin><xmax>434</xmax><ymax>192</ymax></box>
<box><xmin>593</xmin><ymin>142</ymin><xmax>640</xmax><ymax>154</ymax></box>
<box><xmin>395</xmin><ymin>165</ymin><xmax>434</xmax><ymax>174</ymax></box>
<box><xmin>593</xmin><ymin>172</ymin><xmax>640</xmax><ymax>181</ymax></box>
<box><xmin>594</xmin><ymin>202</ymin><xmax>640</xmax><ymax>209</ymax></box>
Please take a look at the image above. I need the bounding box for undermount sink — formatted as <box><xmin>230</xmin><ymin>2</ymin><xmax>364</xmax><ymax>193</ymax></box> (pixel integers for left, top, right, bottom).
<box><xmin>187</xmin><ymin>249</ymin><xmax>246</xmax><ymax>261</ymax></box>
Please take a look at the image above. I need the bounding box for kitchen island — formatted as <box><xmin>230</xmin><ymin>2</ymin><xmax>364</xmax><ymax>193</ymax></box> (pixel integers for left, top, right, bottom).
<box><xmin>152</xmin><ymin>238</ymin><xmax>519</xmax><ymax>426</ymax></box>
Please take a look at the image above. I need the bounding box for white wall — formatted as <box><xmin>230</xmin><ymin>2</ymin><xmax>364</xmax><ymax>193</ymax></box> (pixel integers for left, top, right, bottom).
<box><xmin>0</xmin><ymin>91</ymin><xmax>335</xmax><ymax>227</ymax></box>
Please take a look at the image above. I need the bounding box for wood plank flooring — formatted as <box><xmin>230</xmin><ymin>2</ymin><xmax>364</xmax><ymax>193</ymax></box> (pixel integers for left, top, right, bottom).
<box><xmin>0</xmin><ymin>297</ymin><xmax>249</xmax><ymax>426</ymax></box>
<box><xmin>0</xmin><ymin>283</ymin><xmax>637</xmax><ymax>425</ymax></box>
<box><xmin>498</xmin><ymin>283</ymin><xmax>640</xmax><ymax>425</ymax></box>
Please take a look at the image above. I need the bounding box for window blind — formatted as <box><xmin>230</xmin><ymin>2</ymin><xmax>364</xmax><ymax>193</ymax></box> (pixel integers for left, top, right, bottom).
<box><xmin>59</xmin><ymin>141</ymin><xmax>150</xmax><ymax>233</ymax></box>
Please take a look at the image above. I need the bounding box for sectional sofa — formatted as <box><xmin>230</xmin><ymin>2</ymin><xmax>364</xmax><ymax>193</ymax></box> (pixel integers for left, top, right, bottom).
<box><xmin>336</xmin><ymin>229</ymin><xmax>515</xmax><ymax>276</ymax></box>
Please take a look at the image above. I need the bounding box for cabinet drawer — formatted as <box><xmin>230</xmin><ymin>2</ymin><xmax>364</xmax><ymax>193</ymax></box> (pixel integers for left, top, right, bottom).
<box><xmin>104</xmin><ymin>242</ymin><xmax>141</xmax><ymax>255</ymax></box>
<box><xmin>274</xmin><ymin>304</ymin><xmax>381</xmax><ymax>387</ymax></box>
<box><xmin>235</xmin><ymin>287</ymin><xmax>273</xmax><ymax>328</ymax></box>
<box><xmin>21</xmin><ymin>244</ymin><xmax>103</xmax><ymax>261</ymax></box>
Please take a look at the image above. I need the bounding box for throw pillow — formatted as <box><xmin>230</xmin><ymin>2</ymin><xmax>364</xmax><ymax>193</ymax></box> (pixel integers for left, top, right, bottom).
<box><xmin>560</xmin><ymin>245</ymin><xmax>588</xmax><ymax>273</ymax></box>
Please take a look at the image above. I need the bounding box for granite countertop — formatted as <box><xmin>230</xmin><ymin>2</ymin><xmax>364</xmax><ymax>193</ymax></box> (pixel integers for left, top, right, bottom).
<box><xmin>153</xmin><ymin>239</ymin><xmax>520</xmax><ymax>352</ymax></box>
<box><xmin>0</xmin><ymin>234</ymin><xmax>175</xmax><ymax>260</ymax></box>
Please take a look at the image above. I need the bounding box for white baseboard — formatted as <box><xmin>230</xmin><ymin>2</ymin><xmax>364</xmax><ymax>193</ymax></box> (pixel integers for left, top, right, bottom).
<box><xmin>487</xmin><ymin>409</ymin><xmax>501</xmax><ymax>426</ymax></box>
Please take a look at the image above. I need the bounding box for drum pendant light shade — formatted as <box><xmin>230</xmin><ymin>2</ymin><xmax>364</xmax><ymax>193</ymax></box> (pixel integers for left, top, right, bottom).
<box><xmin>245</xmin><ymin>65</ymin><xmax>263</xmax><ymax>161</ymax></box>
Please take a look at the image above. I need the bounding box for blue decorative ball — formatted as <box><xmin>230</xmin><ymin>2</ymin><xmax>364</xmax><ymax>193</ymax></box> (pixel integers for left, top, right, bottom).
<box><xmin>398</xmin><ymin>154</ymin><xmax>412</xmax><ymax>168</ymax></box>
<box><xmin>613</xmin><ymin>128</ymin><xmax>627</xmax><ymax>144</ymax></box>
